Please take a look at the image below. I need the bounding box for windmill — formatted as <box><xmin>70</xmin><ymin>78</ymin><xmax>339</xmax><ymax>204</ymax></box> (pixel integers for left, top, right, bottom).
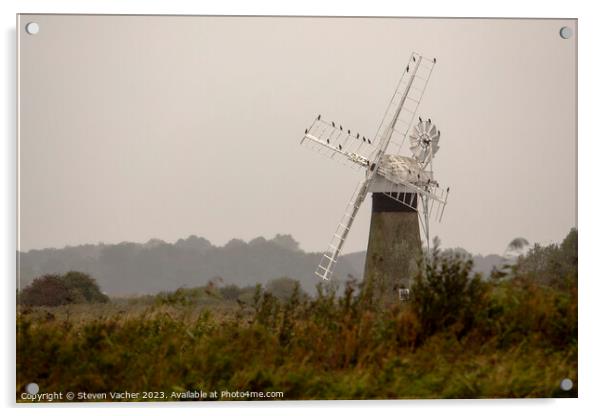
<box><xmin>300</xmin><ymin>52</ymin><xmax>449</xmax><ymax>302</ymax></box>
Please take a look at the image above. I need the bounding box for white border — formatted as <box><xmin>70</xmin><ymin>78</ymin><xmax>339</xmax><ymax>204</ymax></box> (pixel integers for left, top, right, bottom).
<box><xmin>3</xmin><ymin>1</ymin><xmax>601</xmax><ymax>415</ymax></box>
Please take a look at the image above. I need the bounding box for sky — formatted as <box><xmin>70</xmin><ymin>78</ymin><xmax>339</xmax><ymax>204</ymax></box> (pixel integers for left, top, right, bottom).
<box><xmin>18</xmin><ymin>15</ymin><xmax>577</xmax><ymax>255</ymax></box>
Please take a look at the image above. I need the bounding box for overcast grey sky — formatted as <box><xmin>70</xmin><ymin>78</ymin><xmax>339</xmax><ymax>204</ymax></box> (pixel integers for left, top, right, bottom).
<box><xmin>18</xmin><ymin>15</ymin><xmax>577</xmax><ymax>255</ymax></box>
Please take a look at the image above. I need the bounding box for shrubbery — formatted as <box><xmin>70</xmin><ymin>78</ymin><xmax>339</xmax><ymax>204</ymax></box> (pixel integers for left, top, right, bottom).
<box><xmin>513</xmin><ymin>227</ymin><xmax>577</xmax><ymax>288</ymax></box>
<box><xmin>18</xmin><ymin>272</ymin><xmax>109</xmax><ymax>306</ymax></box>
<box><xmin>16</xmin><ymin>230</ymin><xmax>578</xmax><ymax>400</ymax></box>
<box><xmin>412</xmin><ymin>245</ymin><xmax>487</xmax><ymax>339</ymax></box>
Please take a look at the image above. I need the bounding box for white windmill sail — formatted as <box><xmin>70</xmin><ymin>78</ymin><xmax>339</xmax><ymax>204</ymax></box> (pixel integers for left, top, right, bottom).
<box><xmin>315</xmin><ymin>180</ymin><xmax>369</xmax><ymax>280</ymax></box>
<box><xmin>375</xmin><ymin>53</ymin><xmax>437</xmax><ymax>157</ymax></box>
<box><xmin>301</xmin><ymin>117</ymin><xmax>377</xmax><ymax>170</ymax></box>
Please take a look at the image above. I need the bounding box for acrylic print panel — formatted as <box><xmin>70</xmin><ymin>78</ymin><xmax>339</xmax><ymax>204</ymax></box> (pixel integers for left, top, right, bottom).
<box><xmin>17</xmin><ymin>15</ymin><xmax>577</xmax><ymax>402</ymax></box>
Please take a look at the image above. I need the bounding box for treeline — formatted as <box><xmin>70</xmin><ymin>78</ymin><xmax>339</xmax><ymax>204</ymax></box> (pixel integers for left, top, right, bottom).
<box><xmin>18</xmin><ymin>234</ymin><xmax>361</xmax><ymax>295</ymax></box>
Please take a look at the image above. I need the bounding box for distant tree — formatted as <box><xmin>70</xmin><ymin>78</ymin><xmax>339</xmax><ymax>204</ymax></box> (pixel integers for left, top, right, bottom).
<box><xmin>19</xmin><ymin>272</ymin><xmax>108</xmax><ymax>306</ymax></box>
<box><xmin>271</xmin><ymin>234</ymin><xmax>301</xmax><ymax>252</ymax></box>
<box><xmin>559</xmin><ymin>228</ymin><xmax>578</xmax><ymax>272</ymax></box>
<box><xmin>441</xmin><ymin>247</ymin><xmax>471</xmax><ymax>260</ymax></box>
<box><xmin>220</xmin><ymin>284</ymin><xmax>242</xmax><ymax>301</ymax></box>
<box><xmin>504</xmin><ymin>237</ymin><xmax>530</xmax><ymax>259</ymax></box>
<box><xmin>513</xmin><ymin>228</ymin><xmax>577</xmax><ymax>287</ymax></box>
<box><xmin>508</xmin><ymin>237</ymin><xmax>530</xmax><ymax>251</ymax></box>
<box><xmin>61</xmin><ymin>271</ymin><xmax>109</xmax><ymax>303</ymax></box>
<box><xmin>19</xmin><ymin>275</ymin><xmax>73</xmax><ymax>307</ymax></box>
<box><xmin>265</xmin><ymin>277</ymin><xmax>306</xmax><ymax>300</ymax></box>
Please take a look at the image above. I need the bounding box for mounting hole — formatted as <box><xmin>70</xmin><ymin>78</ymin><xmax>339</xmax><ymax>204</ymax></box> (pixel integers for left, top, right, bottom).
<box><xmin>25</xmin><ymin>22</ymin><xmax>40</xmax><ymax>35</ymax></box>
<box><xmin>559</xmin><ymin>26</ymin><xmax>573</xmax><ymax>39</ymax></box>
<box><xmin>560</xmin><ymin>378</ymin><xmax>573</xmax><ymax>391</ymax></box>
<box><xmin>25</xmin><ymin>382</ymin><xmax>39</xmax><ymax>395</ymax></box>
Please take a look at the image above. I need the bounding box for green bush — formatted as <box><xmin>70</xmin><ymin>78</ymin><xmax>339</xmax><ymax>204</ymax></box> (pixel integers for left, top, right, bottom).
<box><xmin>265</xmin><ymin>277</ymin><xmax>307</xmax><ymax>301</ymax></box>
<box><xmin>411</xmin><ymin>245</ymin><xmax>487</xmax><ymax>339</ymax></box>
<box><xmin>61</xmin><ymin>271</ymin><xmax>110</xmax><ymax>304</ymax></box>
<box><xmin>18</xmin><ymin>275</ymin><xmax>72</xmax><ymax>307</ymax></box>
<box><xmin>18</xmin><ymin>272</ymin><xmax>108</xmax><ymax>307</ymax></box>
